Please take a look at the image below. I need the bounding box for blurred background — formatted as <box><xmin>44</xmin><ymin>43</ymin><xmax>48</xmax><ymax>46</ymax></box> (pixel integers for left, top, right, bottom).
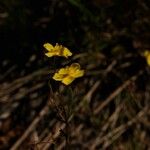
<box><xmin>0</xmin><ymin>0</ymin><xmax>150</xmax><ymax>149</ymax></box>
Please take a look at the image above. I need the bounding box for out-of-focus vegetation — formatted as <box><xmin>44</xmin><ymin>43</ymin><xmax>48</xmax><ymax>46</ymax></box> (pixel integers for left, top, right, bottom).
<box><xmin>0</xmin><ymin>0</ymin><xmax>150</xmax><ymax>149</ymax></box>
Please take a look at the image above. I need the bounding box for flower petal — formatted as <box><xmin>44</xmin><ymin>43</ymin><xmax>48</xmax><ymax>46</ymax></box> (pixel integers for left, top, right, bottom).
<box><xmin>52</xmin><ymin>73</ymin><xmax>64</xmax><ymax>81</ymax></box>
<box><xmin>43</xmin><ymin>43</ymin><xmax>54</xmax><ymax>52</ymax></box>
<box><xmin>62</xmin><ymin>76</ymin><xmax>75</xmax><ymax>85</ymax></box>
<box><xmin>68</xmin><ymin>63</ymin><xmax>80</xmax><ymax>74</ymax></box>
<box><xmin>63</xmin><ymin>48</ymin><xmax>72</xmax><ymax>58</ymax></box>
<box><xmin>58</xmin><ymin>67</ymin><xmax>69</xmax><ymax>75</ymax></box>
<box><xmin>70</xmin><ymin>63</ymin><xmax>81</xmax><ymax>70</ymax></box>
<box><xmin>45</xmin><ymin>52</ymin><xmax>57</xmax><ymax>57</ymax></box>
<box><xmin>71</xmin><ymin>70</ymin><xmax>84</xmax><ymax>78</ymax></box>
<box><xmin>143</xmin><ymin>50</ymin><xmax>150</xmax><ymax>66</ymax></box>
<box><xmin>146</xmin><ymin>55</ymin><xmax>150</xmax><ymax>66</ymax></box>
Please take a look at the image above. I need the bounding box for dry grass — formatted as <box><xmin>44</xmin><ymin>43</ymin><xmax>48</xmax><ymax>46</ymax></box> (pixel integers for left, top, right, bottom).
<box><xmin>0</xmin><ymin>51</ymin><xmax>150</xmax><ymax>150</ymax></box>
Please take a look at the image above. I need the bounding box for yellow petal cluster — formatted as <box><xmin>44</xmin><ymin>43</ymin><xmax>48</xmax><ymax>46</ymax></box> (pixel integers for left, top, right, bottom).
<box><xmin>44</xmin><ymin>43</ymin><xmax>72</xmax><ymax>58</ymax></box>
<box><xmin>143</xmin><ymin>50</ymin><xmax>150</xmax><ymax>66</ymax></box>
<box><xmin>52</xmin><ymin>63</ymin><xmax>84</xmax><ymax>85</ymax></box>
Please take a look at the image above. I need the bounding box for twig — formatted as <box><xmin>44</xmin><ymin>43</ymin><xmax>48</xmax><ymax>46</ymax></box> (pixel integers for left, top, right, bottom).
<box><xmin>100</xmin><ymin>103</ymin><xmax>123</xmax><ymax>137</ymax></box>
<box><xmin>83</xmin><ymin>80</ymin><xmax>100</xmax><ymax>103</ymax></box>
<box><xmin>0</xmin><ymin>65</ymin><xmax>17</xmax><ymax>81</ymax></box>
<box><xmin>0</xmin><ymin>68</ymin><xmax>49</xmax><ymax>97</ymax></box>
<box><xmin>10</xmin><ymin>102</ymin><xmax>50</xmax><ymax>150</ymax></box>
<box><xmin>94</xmin><ymin>70</ymin><xmax>143</xmax><ymax>115</ymax></box>
<box><xmin>90</xmin><ymin>105</ymin><xmax>149</xmax><ymax>149</ymax></box>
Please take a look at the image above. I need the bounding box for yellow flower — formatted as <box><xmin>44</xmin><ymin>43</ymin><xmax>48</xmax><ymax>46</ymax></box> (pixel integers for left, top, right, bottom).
<box><xmin>143</xmin><ymin>50</ymin><xmax>150</xmax><ymax>66</ymax></box>
<box><xmin>53</xmin><ymin>63</ymin><xmax>84</xmax><ymax>85</ymax></box>
<box><xmin>43</xmin><ymin>43</ymin><xmax>72</xmax><ymax>58</ymax></box>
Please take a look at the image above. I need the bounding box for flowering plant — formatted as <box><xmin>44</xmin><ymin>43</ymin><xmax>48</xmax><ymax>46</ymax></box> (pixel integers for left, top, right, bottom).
<box><xmin>53</xmin><ymin>63</ymin><xmax>84</xmax><ymax>85</ymax></box>
<box><xmin>44</xmin><ymin>43</ymin><xmax>84</xmax><ymax>85</ymax></box>
<box><xmin>143</xmin><ymin>50</ymin><xmax>150</xmax><ymax>66</ymax></box>
<box><xmin>44</xmin><ymin>43</ymin><xmax>72</xmax><ymax>58</ymax></box>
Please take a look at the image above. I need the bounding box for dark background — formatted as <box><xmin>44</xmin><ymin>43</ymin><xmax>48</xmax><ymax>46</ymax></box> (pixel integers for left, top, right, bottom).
<box><xmin>1</xmin><ymin>0</ymin><xmax>149</xmax><ymax>63</ymax></box>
